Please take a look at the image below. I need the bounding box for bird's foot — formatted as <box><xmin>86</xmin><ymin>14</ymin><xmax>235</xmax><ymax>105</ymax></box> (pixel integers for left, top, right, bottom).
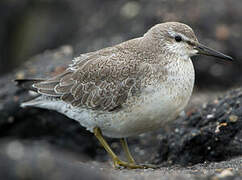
<box><xmin>113</xmin><ymin>158</ymin><xmax>157</xmax><ymax>169</ymax></box>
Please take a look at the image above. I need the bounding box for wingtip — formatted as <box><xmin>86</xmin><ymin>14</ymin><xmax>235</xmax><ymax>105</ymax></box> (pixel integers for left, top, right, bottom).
<box><xmin>14</xmin><ymin>79</ymin><xmax>24</xmax><ymax>86</ymax></box>
<box><xmin>14</xmin><ymin>79</ymin><xmax>42</xmax><ymax>92</ymax></box>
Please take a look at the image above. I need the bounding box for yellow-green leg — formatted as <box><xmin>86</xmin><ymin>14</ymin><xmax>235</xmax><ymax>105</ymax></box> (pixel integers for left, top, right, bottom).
<box><xmin>93</xmin><ymin>127</ymin><xmax>146</xmax><ymax>169</ymax></box>
<box><xmin>120</xmin><ymin>138</ymin><xmax>135</xmax><ymax>164</ymax></box>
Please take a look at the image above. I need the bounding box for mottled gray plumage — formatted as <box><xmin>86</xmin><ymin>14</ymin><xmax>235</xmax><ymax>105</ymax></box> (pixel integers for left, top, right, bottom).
<box><xmin>16</xmin><ymin>22</ymin><xmax>232</xmax><ymax>139</ymax></box>
<box><xmin>31</xmin><ymin>22</ymin><xmax>196</xmax><ymax>111</ymax></box>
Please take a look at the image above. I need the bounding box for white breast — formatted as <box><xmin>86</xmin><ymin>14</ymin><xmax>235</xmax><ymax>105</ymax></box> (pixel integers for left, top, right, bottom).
<box><xmin>98</xmin><ymin>58</ymin><xmax>195</xmax><ymax>138</ymax></box>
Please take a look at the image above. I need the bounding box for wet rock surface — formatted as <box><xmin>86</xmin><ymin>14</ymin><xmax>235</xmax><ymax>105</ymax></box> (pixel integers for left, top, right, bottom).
<box><xmin>0</xmin><ymin>47</ymin><xmax>241</xmax><ymax>179</ymax></box>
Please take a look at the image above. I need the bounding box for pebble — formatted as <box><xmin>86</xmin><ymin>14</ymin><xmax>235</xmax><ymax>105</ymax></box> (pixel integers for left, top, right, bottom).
<box><xmin>202</xmin><ymin>103</ymin><xmax>207</xmax><ymax>109</ymax></box>
<box><xmin>217</xmin><ymin>169</ymin><xmax>234</xmax><ymax>178</ymax></box>
<box><xmin>213</xmin><ymin>99</ymin><xmax>219</xmax><ymax>104</ymax></box>
<box><xmin>229</xmin><ymin>115</ymin><xmax>238</xmax><ymax>123</ymax></box>
<box><xmin>207</xmin><ymin>114</ymin><xmax>214</xmax><ymax>119</ymax></box>
<box><xmin>8</xmin><ymin>116</ymin><xmax>14</xmax><ymax>123</ymax></box>
<box><xmin>15</xmin><ymin>71</ymin><xmax>25</xmax><ymax>79</ymax></box>
<box><xmin>215</xmin><ymin>123</ymin><xmax>227</xmax><ymax>133</ymax></box>
<box><xmin>6</xmin><ymin>141</ymin><xmax>24</xmax><ymax>160</ymax></box>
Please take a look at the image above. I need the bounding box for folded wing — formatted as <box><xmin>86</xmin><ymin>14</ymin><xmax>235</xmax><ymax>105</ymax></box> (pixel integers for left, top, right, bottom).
<box><xmin>33</xmin><ymin>46</ymin><xmax>144</xmax><ymax>111</ymax></box>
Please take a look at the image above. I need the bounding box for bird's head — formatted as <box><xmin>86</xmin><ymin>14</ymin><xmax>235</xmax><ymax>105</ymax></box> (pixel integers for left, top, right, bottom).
<box><xmin>145</xmin><ymin>22</ymin><xmax>233</xmax><ymax>61</ymax></box>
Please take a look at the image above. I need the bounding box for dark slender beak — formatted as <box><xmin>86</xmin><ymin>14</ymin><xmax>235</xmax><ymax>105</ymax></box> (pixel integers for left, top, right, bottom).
<box><xmin>195</xmin><ymin>43</ymin><xmax>233</xmax><ymax>61</ymax></box>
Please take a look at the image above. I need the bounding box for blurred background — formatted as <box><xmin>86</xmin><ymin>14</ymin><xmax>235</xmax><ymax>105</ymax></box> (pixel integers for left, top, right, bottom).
<box><xmin>1</xmin><ymin>0</ymin><xmax>241</xmax><ymax>89</ymax></box>
<box><xmin>0</xmin><ymin>0</ymin><xmax>242</xmax><ymax>179</ymax></box>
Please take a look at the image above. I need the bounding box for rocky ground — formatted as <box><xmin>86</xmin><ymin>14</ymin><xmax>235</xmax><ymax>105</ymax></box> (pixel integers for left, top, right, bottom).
<box><xmin>0</xmin><ymin>47</ymin><xmax>241</xmax><ymax>180</ymax></box>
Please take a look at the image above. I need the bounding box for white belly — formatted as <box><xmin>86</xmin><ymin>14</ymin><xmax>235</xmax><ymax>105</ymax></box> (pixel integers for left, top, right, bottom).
<box><xmin>98</xmin><ymin>82</ymin><xmax>193</xmax><ymax>138</ymax></box>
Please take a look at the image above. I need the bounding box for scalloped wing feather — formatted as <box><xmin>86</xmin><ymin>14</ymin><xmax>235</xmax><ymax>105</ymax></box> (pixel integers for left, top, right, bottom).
<box><xmin>32</xmin><ymin>42</ymin><xmax>147</xmax><ymax>111</ymax></box>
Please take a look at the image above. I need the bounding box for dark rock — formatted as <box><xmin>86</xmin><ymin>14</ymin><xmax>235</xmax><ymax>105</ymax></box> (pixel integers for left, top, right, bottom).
<box><xmin>157</xmin><ymin>89</ymin><xmax>242</xmax><ymax>166</ymax></box>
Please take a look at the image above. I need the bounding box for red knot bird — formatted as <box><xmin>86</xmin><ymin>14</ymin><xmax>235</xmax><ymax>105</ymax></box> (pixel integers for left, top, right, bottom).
<box><xmin>15</xmin><ymin>22</ymin><xmax>233</xmax><ymax>169</ymax></box>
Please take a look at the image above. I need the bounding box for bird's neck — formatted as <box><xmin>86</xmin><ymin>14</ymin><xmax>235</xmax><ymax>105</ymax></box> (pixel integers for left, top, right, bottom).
<box><xmin>140</xmin><ymin>34</ymin><xmax>161</xmax><ymax>53</ymax></box>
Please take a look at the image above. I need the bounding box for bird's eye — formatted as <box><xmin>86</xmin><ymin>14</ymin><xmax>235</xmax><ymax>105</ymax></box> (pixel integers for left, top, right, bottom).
<box><xmin>175</xmin><ymin>35</ymin><xmax>182</xmax><ymax>42</ymax></box>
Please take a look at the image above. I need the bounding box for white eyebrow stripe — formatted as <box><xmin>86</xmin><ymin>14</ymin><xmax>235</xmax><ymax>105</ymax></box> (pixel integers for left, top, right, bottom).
<box><xmin>167</xmin><ymin>30</ymin><xmax>189</xmax><ymax>41</ymax></box>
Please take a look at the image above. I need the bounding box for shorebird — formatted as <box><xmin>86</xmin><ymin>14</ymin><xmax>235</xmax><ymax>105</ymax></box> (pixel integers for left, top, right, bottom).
<box><xmin>15</xmin><ymin>22</ymin><xmax>233</xmax><ymax>169</ymax></box>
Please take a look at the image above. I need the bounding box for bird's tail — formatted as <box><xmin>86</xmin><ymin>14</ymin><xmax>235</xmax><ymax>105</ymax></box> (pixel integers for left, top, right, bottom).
<box><xmin>14</xmin><ymin>79</ymin><xmax>44</xmax><ymax>92</ymax></box>
<box><xmin>15</xmin><ymin>79</ymin><xmax>47</xmax><ymax>108</ymax></box>
<box><xmin>20</xmin><ymin>96</ymin><xmax>44</xmax><ymax>108</ymax></box>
